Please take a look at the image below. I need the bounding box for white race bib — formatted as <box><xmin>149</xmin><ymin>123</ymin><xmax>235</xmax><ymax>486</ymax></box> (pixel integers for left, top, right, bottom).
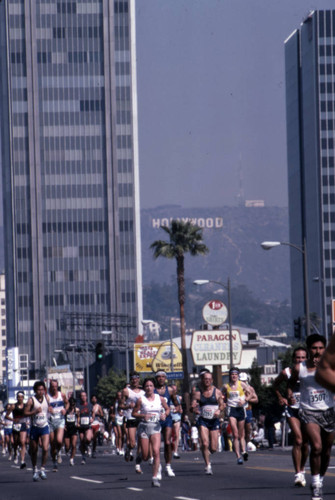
<box><xmin>80</xmin><ymin>416</ymin><xmax>90</xmax><ymax>426</ymax></box>
<box><xmin>201</xmin><ymin>405</ymin><xmax>217</xmax><ymax>420</ymax></box>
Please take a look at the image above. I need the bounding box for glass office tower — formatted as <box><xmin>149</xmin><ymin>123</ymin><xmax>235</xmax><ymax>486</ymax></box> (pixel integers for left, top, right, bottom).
<box><xmin>285</xmin><ymin>10</ymin><xmax>335</xmax><ymax>338</ymax></box>
<box><xmin>0</xmin><ymin>0</ymin><xmax>143</xmax><ymax>369</ymax></box>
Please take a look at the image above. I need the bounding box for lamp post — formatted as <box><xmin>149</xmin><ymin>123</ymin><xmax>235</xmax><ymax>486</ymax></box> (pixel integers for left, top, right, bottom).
<box><xmin>261</xmin><ymin>239</ymin><xmax>310</xmax><ymax>337</ymax></box>
<box><xmin>193</xmin><ymin>279</ymin><xmax>234</xmax><ymax>369</ymax></box>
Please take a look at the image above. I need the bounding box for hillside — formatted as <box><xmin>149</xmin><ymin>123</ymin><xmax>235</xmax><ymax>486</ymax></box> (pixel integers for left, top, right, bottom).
<box><xmin>141</xmin><ymin>205</ymin><xmax>290</xmax><ymax>304</ymax></box>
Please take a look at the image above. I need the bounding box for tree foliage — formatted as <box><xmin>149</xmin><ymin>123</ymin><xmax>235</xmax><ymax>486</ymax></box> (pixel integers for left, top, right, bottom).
<box><xmin>150</xmin><ymin>220</ymin><xmax>209</xmax><ymax>400</ymax></box>
<box><xmin>94</xmin><ymin>368</ymin><xmax>127</xmax><ymax>408</ymax></box>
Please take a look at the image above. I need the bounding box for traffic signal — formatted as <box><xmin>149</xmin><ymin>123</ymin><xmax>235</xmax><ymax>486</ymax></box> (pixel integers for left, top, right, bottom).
<box><xmin>95</xmin><ymin>342</ymin><xmax>104</xmax><ymax>362</ymax></box>
<box><xmin>293</xmin><ymin>317</ymin><xmax>302</xmax><ymax>339</ymax></box>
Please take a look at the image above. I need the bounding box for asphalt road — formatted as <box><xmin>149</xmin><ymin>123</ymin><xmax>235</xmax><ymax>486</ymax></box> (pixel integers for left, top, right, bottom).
<box><xmin>1</xmin><ymin>445</ymin><xmax>335</xmax><ymax>500</ymax></box>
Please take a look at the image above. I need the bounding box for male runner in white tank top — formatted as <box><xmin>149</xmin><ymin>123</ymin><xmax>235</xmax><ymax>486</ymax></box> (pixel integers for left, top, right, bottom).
<box><xmin>289</xmin><ymin>334</ymin><xmax>335</xmax><ymax>500</ymax></box>
<box><xmin>24</xmin><ymin>380</ymin><xmax>50</xmax><ymax>482</ymax></box>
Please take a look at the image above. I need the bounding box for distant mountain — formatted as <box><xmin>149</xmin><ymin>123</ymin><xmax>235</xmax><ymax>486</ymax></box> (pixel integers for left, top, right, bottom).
<box><xmin>141</xmin><ymin>205</ymin><xmax>290</xmax><ymax>303</ymax></box>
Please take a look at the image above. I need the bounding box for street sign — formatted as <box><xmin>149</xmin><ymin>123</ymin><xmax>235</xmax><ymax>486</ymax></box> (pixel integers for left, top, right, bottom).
<box><xmin>191</xmin><ymin>329</ymin><xmax>242</xmax><ymax>366</ymax></box>
<box><xmin>202</xmin><ymin>300</ymin><xmax>228</xmax><ymax>326</ymax></box>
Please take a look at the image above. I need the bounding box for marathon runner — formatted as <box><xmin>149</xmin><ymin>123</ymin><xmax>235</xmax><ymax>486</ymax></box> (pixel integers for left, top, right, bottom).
<box><xmin>238</xmin><ymin>372</ymin><xmax>258</xmax><ymax>449</ymax></box>
<box><xmin>24</xmin><ymin>380</ymin><xmax>50</xmax><ymax>481</ymax></box>
<box><xmin>289</xmin><ymin>334</ymin><xmax>335</xmax><ymax>500</ymax></box>
<box><xmin>222</xmin><ymin>367</ymin><xmax>251</xmax><ymax>464</ymax></box>
<box><xmin>64</xmin><ymin>396</ymin><xmax>79</xmax><ymax>466</ymax></box>
<box><xmin>191</xmin><ymin>369</ymin><xmax>224</xmax><ymax>475</ymax></box>
<box><xmin>170</xmin><ymin>384</ymin><xmax>182</xmax><ymax>459</ymax></box>
<box><xmin>119</xmin><ymin>371</ymin><xmax>144</xmax><ymax>464</ymax></box>
<box><xmin>11</xmin><ymin>391</ymin><xmax>28</xmax><ymax>468</ymax></box>
<box><xmin>3</xmin><ymin>403</ymin><xmax>13</xmax><ymax>461</ymax></box>
<box><xmin>132</xmin><ymin>377</ymin><xmax>170</xmax><ymax>487</ymax></box>
<box><xmin>78</xmin><ymin>390</ymin><xmax>93</xmax><ymax>464</ymax></box>
<box><xmin>274</xmin><ymin>346</ymin><xmax>309</xmax><ymax>487</ymax></box>
<box><xmin>48</xmin><ymin>379</ymin><xmax>69</xmax><ymax>471</ymax></box>
<box><xmin>154</xmin><ymin>370</ymin><xmax>181</xmax><ymax>477</ymax></box>
<box><xmin>90</xmin><ymin>394</ymin><xmax>104</xmax><ymax>458</ymax></box>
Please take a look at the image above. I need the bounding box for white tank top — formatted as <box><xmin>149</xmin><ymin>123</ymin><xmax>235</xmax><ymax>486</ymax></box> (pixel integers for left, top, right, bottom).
<box><xmin>48</xmin><ymin>391</ymin><xmax>65</xmax><ymax>419</ymax></box>
<box><xmin>299</xmin><ymin>362</ymin><xmax>334</xmax><ymax>411</ymax></box>
<box><xmin>140</xmin><ymin>394</ymin><xmax>162</xmax><ymax>423</ymax></box>
<box><xmin>32</xmin><ymin>395</ymin><xmax>49</xmax><ymax>428</ymax></box>
<box><xmin>124</xmin><ymin>387</ymin><xmax>145</xmax><ymax>420</ymax></box>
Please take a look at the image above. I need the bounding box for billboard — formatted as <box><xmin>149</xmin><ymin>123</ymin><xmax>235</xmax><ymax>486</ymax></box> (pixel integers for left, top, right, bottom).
<box><xmin>134</xmin><ymin>341</ymin><xmax>183</xmax><ymax>375</ymax></box>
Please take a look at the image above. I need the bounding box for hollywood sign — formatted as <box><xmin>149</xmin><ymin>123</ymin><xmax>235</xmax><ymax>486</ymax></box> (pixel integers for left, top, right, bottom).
<box><xmin>152</xmin><ymin>217</ymin><xmax>223</xmax><ymax>229</ymax></box>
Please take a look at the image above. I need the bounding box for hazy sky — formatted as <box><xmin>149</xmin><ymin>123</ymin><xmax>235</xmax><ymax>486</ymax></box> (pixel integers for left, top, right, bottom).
<box><xmin>136</xmin><ymin>0</ymin><xmax>335</xmax><ymax>209</ymax></box>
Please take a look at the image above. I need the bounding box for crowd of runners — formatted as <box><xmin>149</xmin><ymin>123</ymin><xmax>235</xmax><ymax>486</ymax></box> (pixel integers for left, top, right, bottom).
<box><xmin>0</xmin><ymin>334</ymin><xmax>334</xmax><ymax>499</ymax></box>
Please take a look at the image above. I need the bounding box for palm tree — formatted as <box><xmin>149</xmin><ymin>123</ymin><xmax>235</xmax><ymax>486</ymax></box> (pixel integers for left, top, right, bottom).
<box><xmin>150</xmin><ymin>220</ymin><xmax>209</xmax><ymax>410</ymax></box>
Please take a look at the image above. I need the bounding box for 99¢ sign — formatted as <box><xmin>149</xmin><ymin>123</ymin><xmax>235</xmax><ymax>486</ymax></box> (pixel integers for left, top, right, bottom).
<box><xmin>202</xmin><ymin>300</ymin><xmax>228</xmax><ymax>326</ymax></box>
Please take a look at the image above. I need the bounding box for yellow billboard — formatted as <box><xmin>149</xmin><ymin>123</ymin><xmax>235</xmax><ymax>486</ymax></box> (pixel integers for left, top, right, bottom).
<box><xmin>134</xmin><ymin>341</ymin><xmax>183</xmax><ymax>374</ymax></box>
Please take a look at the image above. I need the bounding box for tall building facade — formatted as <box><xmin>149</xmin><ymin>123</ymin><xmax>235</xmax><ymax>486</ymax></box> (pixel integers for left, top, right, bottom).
<box><xmin>285</xmin><ymin>10</ymin><xmax>335</xmax><ymax>338</ymax></box>
<box><xmin>0</xmin><ymin>0</ymin><xmax>143</xmax><ymax>370</ymax></box>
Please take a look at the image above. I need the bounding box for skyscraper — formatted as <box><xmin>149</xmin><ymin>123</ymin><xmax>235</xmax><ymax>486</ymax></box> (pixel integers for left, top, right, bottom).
<box><xmin>285</xmin><ymin>10</ymin><xmax>335</xmax><ymax>338</ymax></box>
<box><xmin>0</xmin><ymin>0</ymin><xmax>143</xmax><ymax>370</ymax></box>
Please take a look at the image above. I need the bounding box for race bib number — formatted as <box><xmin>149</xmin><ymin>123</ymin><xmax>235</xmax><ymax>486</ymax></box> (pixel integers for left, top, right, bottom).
<box><xmin>147</xmin><ymin>414</ymin><xmax>159</xmax><ymax>423</ymax></box>
<box><xmin>80</xmin><ymin>416</ymin><xmax>90</xmax><ymax>426</ymax></box>
<box><xmin>201</xmin><ymin>406</ymin><xmax>217</xmax><ymax>420</ymax></box>
<box><xmin>292</xmin><ymin>392</ymin><xmax>300</xmax><ymax>405</ymax></box>
<box><xmin>36</xmin><ymin>414</ymin><xmax>47</xmax><ymax>426</ymax></box>
<box><xmin>66</xmin><ymin>415</ymin><xmax>76</xmax><ymax>423</ymax></box>
<box><xmin>13</xmin><ymin>423</ymin><xmax>21</xmax><ymax>432</ymax></box>
<box><xmin>230</xmin><ymin>391</ymin><xmax>239</xmax><ymax>400</ymax></box>
<box><xmin>309</xmin><ymin>389</ymin><xmax>329</xmax><ymax>406</ymax></box>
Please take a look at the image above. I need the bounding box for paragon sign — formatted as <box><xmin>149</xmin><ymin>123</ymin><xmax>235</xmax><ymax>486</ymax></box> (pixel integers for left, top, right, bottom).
<box><xmin>191</xmin><ymin>330</ymin><xmax>242</xmax><ymax>366</ymax></box>
<box><xmin>202</xmin><ymin>300</ymin><xmax>228</xmax><ymax>326</ymax></box>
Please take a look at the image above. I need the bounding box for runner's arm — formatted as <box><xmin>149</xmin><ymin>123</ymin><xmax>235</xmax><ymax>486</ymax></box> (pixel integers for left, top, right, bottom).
<box><xmin>316</xmin><ymin>334</ymin><xmax>335</xmax><ymax>391</ymax></box>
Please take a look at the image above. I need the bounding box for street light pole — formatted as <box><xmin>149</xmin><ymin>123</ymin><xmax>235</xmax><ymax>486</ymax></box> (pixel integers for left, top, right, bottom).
<box><xmin>261</xmin><ymin>239</ymin><xmax>310</xmax><ymax>337</ymax></box>
<box><xmin>193</xmin><ymin>279</ymin><xmax>234</xmax><ymax>369</ymax></box>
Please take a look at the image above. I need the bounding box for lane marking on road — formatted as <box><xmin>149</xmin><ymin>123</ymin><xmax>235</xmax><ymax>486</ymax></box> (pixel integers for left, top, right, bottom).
<box><xmin>175</xmin><ymin>497</ymin><xmax>200</xmax><ymax>500</ymax></box>
<box><xmin>71</xmin><ymin>476</ymin><xmax>103</xmax><ymax>484</ymax></box>
<box><xmin>127</xmin><ymin>487</ymin><xmax>143</xmax><ymax>491</ymax></box>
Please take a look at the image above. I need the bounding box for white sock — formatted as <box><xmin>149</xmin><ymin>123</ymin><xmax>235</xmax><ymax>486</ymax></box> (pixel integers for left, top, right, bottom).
<box><xmin>312</xmin><ymin>474</ymin><xmax>320</xmax><ymax>486</ymax></box>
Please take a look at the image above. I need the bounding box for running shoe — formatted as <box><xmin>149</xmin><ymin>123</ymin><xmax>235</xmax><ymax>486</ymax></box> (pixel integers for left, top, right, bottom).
<box><xmin>129</xmin><ymin>450</ymin><xmax>134</xmax><ymax>461</ymax></box>
<box><xmin>39</xmin><ymin>469</ymin><xmax>47</xmax><ymax>480</ymax></box>
<box><xmin>242</xmin><ymin>451</ymin><xmax>248</xmax><ymax>462</ymax></box>
<box><xmin>57</xmin><ymin>452</ymin><xmax>62</xmax><ymax>464</ymax></box>
<box><xmin>81</xmin><ymin>456</ymin><xmax>86</xmax><ymax>465</ymax></box>
<box><xmin>165</xmin><ymin>465</ymin><xmax>175</xmax><ymax>477</ymax></box>
<box><xmin>33</xmin><ymin>471</ymin><xmax>39</xmax><ymax>482</ymax></box>
<box><xmin>205</xmin><ymin>464</ymin><xmax>213</xmax><ymax>475</ymax></box>
<box><xmin>69</xmin><ymin>458</ymin><xmax>74</xmax><ymax>466</ymax></box>
<box><xmin>8</xmin><ymin>454</ymin><xmax>12</xmax><ymax>461</ymax></box>
<box><xmin>119</xmin><ymin>449</ymin><xmax>125</xmax><ymax>457</ymax></box>
<box><xmin>173</xmin><ymin>452</ymin><xmax>180</xmax><ymax>459</ymax></box>
<box><xmin>52</xmin><ymin>462</ymin><xmax>58</xmax><ymax>472</ymax></box>
<box><xmin>157</xmin><ymin>464</ymin><xmax>162</xmax><ymax>480</ymax></box>
<box><xmin>311</xmin><ymin>483</ymin><xmax>323</xmax><ymax>500</ymax></box>
<box><xmin>14</xmin><ymin>455</ymin><xmax>18</xmax><ymax>464</ymax></box>
<box><xmin>20</xmin><ymin>462</ymin><xmax>26</xmax><ymax>470</ymax></box>
<box><xmin>152</xmin><ymin>477</ymin><xmax>161</xmax><ymax>488</ymax></box>
<box><xmin>148</xmin><ymin>457</ymin><xmax>154</xmax><ymax>465</ymax></box>
<box><xmin>237</xmin><ymin>457</ymin><xmax>243</xmax><ymax>465</ymax></box>
<box><xmin>294</xmin><ymin>472</ymin><xmax>306</xmax><ymax>487</ymax></box>
<box><xmin>135</xmin><ymin>464</ymin><xmax>143</xmax><ymax>474</ymax></box>
<box><xmin>124</xmin><ymin>448</ymin><xmax>130</xmax><ymax>462</ymax></box>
